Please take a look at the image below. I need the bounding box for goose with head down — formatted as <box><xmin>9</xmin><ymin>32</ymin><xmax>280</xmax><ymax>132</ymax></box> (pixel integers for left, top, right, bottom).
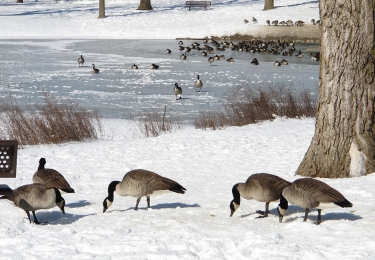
<box><xmin>1</xmin><ymin>183</ymin><xmax>65</xmax><ymax>224</ymax></box>
<box><xmin>277</xmin><ymin>178</ymin><xmax>353</xmax><ymax>225</ymax></box>
<box><xmin>103</xmin><ymin>169</ymin><xmax>186</xmax><ymax>213</ymax></box>
<box><xmin>230</xmin><ymin>173</ymin><xmax>291</xmax><ymax>218</ymax></box>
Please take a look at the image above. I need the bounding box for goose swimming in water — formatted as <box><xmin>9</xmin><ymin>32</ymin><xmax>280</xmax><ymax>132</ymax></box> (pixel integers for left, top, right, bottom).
<box><xmin>91</xmin><ymin>64</ymin><xmax>100</xmax><ymax>74</ymax></box>
<box><xmin>251</xmin><ymin>58</ymin><xmax>259</xmax><ymax>65</ymax></box>
<box><xmin>103</xmin><ymin>169</ymin><xmax>186</xmax><ymax>212</ymax></box>
<box><xmin>1</xmin><ymin>183</ymin><xmax>65</xmax><ymax>224</ymax></box>
<box><xmin>277</xmin><ymin>178</ymin><xmax>353</xmax><ymax>225</ymax></box>
<box><xmin>230</xmin><ymin>173</ymin><xmax>291</xmax><ymax>218</ymax></box>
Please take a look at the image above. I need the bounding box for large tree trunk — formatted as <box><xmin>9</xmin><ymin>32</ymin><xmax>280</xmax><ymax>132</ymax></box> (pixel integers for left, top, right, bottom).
<box><xmin>98</xmin><ymin>0</ymin><xmax>105</xmax><ymax>18</ymax></box>
<box><xmin>137</xmin><ymin>0</ymin><xmax>153</xmax><ymax>10</ymax></box>
<box><xmin>263</xmin><ymin>0</ymin><xmax>274</xmax><ymax>10</ymax></box>
<box><xmin>296</xmin><ymin>0</ymin><xmax>375</xmax><ymax>178</ymax></box>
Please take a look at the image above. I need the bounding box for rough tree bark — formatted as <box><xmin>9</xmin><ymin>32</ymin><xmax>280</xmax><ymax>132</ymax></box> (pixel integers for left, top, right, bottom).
<box><xmin>137</xmin><ymin>0</ymin><xmax>153</xmax><ymax>10</ymax></box>
<box><xmin>263</xmin><ymin>0</ymin><xmax>274</xmax><ymax>10</ymax></box>
<box><xmin>296</xmin><ymin>0</ymin><xmax>375</xmax><ymax>178</ymax></box>
<box><xmin>98</xmin><ymin>0</ymin><xmax>105</xmax><ymax>18</ymax></box>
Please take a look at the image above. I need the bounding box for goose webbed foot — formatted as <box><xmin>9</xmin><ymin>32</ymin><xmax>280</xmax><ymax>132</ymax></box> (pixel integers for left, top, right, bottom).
<box><xmin>255</xmin><ymin>210</ymin><xmax>270</xmax><ymax>218</ymax></box>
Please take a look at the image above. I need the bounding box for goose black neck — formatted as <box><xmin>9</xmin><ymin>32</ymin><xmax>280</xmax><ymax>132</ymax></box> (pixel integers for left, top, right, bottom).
<box><xmin>107</xmin><ymin>181</ymin><xmax>120</xmax><ymax>202</ymax></box>
<box><xmin>38</xmin><ymin>158</ymin><xmax>46</xmax><ymax>170</ymax></box>
<box><xmin>279</xmin><ymin>193</ymin><xmax>288</xmax><ymax>210</ymax></box>
<box><xmin>232</xmin><ymin>183</ymin><xmax>241</xmax><ymax>205</ymax></box>
<box><xmin>54</xmin><ymin>188</ymin><xmax>63</xmax><ymax>203</ymax></box>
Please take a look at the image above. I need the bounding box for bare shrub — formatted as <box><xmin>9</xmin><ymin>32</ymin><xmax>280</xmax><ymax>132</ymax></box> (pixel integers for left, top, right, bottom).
<box><xmin>135</xmin><ymin>105</ymin><xmax>183</xmax><ymax>138</ymax></box>
<box><xmin>194</xmin><ymin>109</ymin><xmax>227</xmax><ymax>130</ymax></box>
<box><xmin>194</xmin><ymin>82</ymin><xmax>317</xmax><ymax>130</ymax></box>
<box><xmin>0</xmin><ymin>93</ymin><xmax>103</xmax><ymax>146</ymax></box>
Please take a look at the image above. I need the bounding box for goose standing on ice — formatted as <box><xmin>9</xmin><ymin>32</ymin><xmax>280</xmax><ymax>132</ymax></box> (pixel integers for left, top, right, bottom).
<box><xmin>91</xmin><ymin>64</ymin><xmax>100</xmax><ymax>73</ymax></box>
<box><xmin>131</xmin><ymin>64</ymin><xmax>139</xmax><ymax>69</ymax></box>
<box><xmin>230</xmin><ymin>173</ymin><xmax>291</xmax><ymax>218</ymax></box>
<box><xmin>78</xmin><ymin>55</ymin><xmax>84</xmax><ymax>67</ymax></box>
<box><xmin>208</xmin><ymin>57</ymin><xmax>214</xmax><ymax>66</ymax></box>
<box><xmin>194</xmin><ymin>75</ymin><xmax>203</xmax><ymax>92</ymax></box>
<box><xmin>1</xmin><ymin>183</ymin><xmax>65</xmax><ymax>224</ymax></box>
<box><xmin>33</xmin><ymin>158</ymin><xmax>75</xmax><ymax>193</ymax></box>
<box><xmin>103</xmin><ymin>169</ymin><xmax>186</xmax><ymax>213</ymax></box>
<box><xmin>174</xmin><ymin>83</ymin><xmax>182</xmax><ymax>99</ymax></box>
<box><xmin>277</xmin><ymin>178</ymin><xmax>353</xmax><ymax>225</ymax></box>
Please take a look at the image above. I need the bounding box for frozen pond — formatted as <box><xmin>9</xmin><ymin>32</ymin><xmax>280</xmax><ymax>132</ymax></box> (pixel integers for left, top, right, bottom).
<box><xmin>0</xmin><ymin>39</ymin><xmax>319</xmax><ymax>121</ymax></box>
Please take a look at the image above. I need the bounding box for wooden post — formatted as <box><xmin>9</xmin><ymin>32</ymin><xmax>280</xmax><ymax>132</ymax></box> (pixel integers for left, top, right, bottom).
<box><xmin>99</xmin><ymin>0</ymin><xmax>105</xmax><ymax>18</ymax></box>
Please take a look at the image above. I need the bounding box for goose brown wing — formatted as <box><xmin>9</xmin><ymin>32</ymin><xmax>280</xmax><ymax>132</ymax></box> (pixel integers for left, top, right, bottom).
<box><xmin>294</xmin><ymin>178</ymin><xmax>347</xmax><ymax>203</ymax></box>
<box><xmin>125</xmin><ymin>169</ymin><xmax>186</xmax><ymax>194</ymax></box>
<box><xmin>247</xmin><ymin>173</ymin><xmax>291</xmax><ymax>193</ymax></box>
<box><xmin>34</xmin><ymin>169</ymin><xmax>74</xmax><ymax>192</ymax></box>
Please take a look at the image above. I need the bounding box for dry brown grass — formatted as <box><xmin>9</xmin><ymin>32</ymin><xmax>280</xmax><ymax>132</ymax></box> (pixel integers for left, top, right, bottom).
<box><xmin>0</xmin><ymin>93</ymin><xmax>103</xmax><ymax>146</ymax></box>
<box><xmin>135</xmin><ymin>105</ymin><xmax>183</xmax><ymax>138</ymax></box>
<box><xmin>194</xmin><ymin>82</ymin><xmax>317</xmax><ymax>130</ymax></box>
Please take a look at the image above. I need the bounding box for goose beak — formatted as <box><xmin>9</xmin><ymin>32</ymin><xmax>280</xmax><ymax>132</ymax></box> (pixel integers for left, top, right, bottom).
<box><xmin>103</xmin><ymin>207</ymin><xmax>107</xmax><ymax>213</ymax></box>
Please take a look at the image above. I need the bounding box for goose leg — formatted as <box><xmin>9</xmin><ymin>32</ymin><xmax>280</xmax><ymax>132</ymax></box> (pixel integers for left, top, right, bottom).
<box><xmin>303</xmin><ymin>208</ymin><xmax>310</xmax><ymax>222</ymax></box>
<box><xmin>32</xmin><ymin>211</ymin><xmax>41</xmax><ymax>225</ymax></box>
<box><xmin>256</xmin><ymin>202</ymin><xmax>270</xmax><ymax>218</ymax></box>
<box><xmin>146</xmin><ymin>196</ymin><xmax>151</xmax><ymax>209</ymax></box>
<box><xmin>25</xmin><ymin>211</ymin><xmax>32</xmax><ymax>223</ymax></box>
<box><xmin>314</xmin><ymin>209</ymin><xmax>322</xmax><ymax>225</ymax></box>
<box><xmin>135</xmin><ymin>197</ymin><xmax>141</xmax><ymax>211</ymax></box>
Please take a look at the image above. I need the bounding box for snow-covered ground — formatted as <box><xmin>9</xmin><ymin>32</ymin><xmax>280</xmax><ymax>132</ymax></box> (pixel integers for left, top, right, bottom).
<box><xmin>1</xmin><ymin>0</ymin><xmax>375</xmax><ymax>259</ymax></box>
<box><xmin>0</xmin><ymin>0</ymin><xmax>320</xmax><ymax>39</ymax></box>
<box><xmin>2</xmin><ymin>118</ymin><xmax>375</xmax><ymax>259</ymax></box>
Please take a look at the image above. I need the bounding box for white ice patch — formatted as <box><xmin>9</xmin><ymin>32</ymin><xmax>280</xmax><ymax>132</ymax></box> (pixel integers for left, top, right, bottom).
<box><xmin>349</xmin><ymin>142</ymin><xmax>366</xmax><ymax>177</ymax></box>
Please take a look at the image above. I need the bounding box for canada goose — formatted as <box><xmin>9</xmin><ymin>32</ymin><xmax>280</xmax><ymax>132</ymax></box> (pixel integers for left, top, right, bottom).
<box><xmin>180</xmin><ymin>53</ymin><xmax>187</xmax><ymax>60</ymax></box>
<box><xmin>208</xmin><ymin>57</ymin><xmax>214</xmax><ymax>66</ymax></box>
<box><xmin>251</xmin><ymin>58</ymin><xmax>259</xmax><ymax>65</ymax></box>
<box><xmin>218</xmin><ymin>54</ymin><xmax>225</xmax><ymax>60</ymax></box>
<box><xmin>274</xmin><ymin>61</ymin><xmax>281</xmax><ymax>66</ymax></box>
<box><xmin>174</xmin><ymin>83</ymin><xmax>182</xmax><ymax>99</ymax></box>
<box><xmin>271</xmin><ymin>20</ymin><xmax>278</xmax><ymax>26</ymax></box>
<box><xmin>131</xmin><ymin>64</ymin><xmax>138</xmax><ymax>69</ymax></box>
<box><xmin>280</xmin><ymin>59</ymin><xmax>288</xmax><ymax>65</ymax></box>
<box><xmin>279</xmin><ymin>21</ymin><xmax>287</xmax><ymax>26</ymax></box>
<box><xmin>178</xmin><ymin>40</ymin><xmax>183</xmax><ymax>45</ymax></box>
<box><xmin>78</xmin><ymin>55</ymin><xmax>84</xmax><ymax>67</ymax></box>
<box><xmin>184</xmin><ymin>46</ymin><xmax>191</xmax><ymax>54</ymax></box>
<box><xmin>230</xmin><ymin>173</ymin><xmax>291</xmax><ymax>218</ymax></box>
<box><xmin>226</xmin><ymin>57</ymin><xmax>234</xmax><ymax>62</ymax></box>
<box><xmin>311</xmin><ymin>18</ymin><xmax>316</xmax><ymax>25</ymax></box>
<box><xmin>194</xmin><ymin>75</ymin><xmax>203</xmax><ymax>92</ymax></box>
<box><xmin>165</xmin><ymin>49</ymin><xmax>171</xmax><ymax>54</ymax></box>
<box><xmin>178</xmin><ymin>46</ymin><xmax>184</xmax><ymax>52</ymax></box>
<box><xmin>266</xmin><ymin>20</ymin><xmax>270</xmax><ymax>26</ymax></box>
<box><xmin>244</xmin><ymin>19</ymin><xmax>249</xmax><ymax>24</ymax></box>
<box><xmin>150</xmin><ymin>63</ymin><xmax>159</xmax><ymax>69</ymax></box>
<box><xmin>277</xmin><ymin>178</ymin><xmax>353</xmax><ymax>225</ymax></box>
<box><xmin>296</xmin><ymin>50</ymin><xmax>303</xmax><ymax>58</ymax></box>
<box><xmin>286</xmin><ymin>20</ymin><xmax>293</xmax><ymax>26</ymax></box>
<box><xmin>252</xmin><ymin>17</ymin><xmax>257</xmax><ymax>23</ymax></box>
<box><xmin>103</xmin><ymin>169</ymin><xmax>186</xmax><ymax>213</ymax></box>
<box><xmin>33</xmin><ymin>158</ymin><xmax>75</xmax><ymax>193</ymax></box>
<box><xmin>1</xmin><ymin>183</ymin><xmax>65</xmax><ymax>224</ymax></box>
<box><xmin>201</xmin><ymin>51</ymin><xmax>207</xmax><ymax>56</ymax></box>
<box><xmin>295</xmin><ymin>20</ymin><xmax>305</xmax><ymax>26</ymax></box>
<box><xmin>91</xmin><ymin>64</ymin><xmax>100</xmax><ymax>74</ymax></box>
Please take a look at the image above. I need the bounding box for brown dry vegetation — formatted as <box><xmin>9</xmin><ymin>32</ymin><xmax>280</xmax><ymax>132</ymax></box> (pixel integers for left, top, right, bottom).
<box><xmin>194</xmin><ymin>82</ymin><xmax>317</xmax><ymax>130</ymax></box>
<box><xmin>0</xmin><ymin>94</ymin><xmax>103</xmax><ymax>146</ymax></box>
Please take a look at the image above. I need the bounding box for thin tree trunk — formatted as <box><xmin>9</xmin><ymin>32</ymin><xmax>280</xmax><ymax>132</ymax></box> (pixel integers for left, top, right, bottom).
<box><xmin>98</xmin><ymin>0</ymin><xmax>105</xmax><ymax>18</ymax></box>
<box><xmin>137</xmin><ymin>0</ymin><xmax>153</xmax><ymax>10</ymax></box>
<box><xmin>263</xmin><ymin>0</ymin><xmax>274</xmax><ymax>10</ymax></box>
<box><xmin>296</xmin><ymin>0</ymin><xmax>375</xmax><ymax>178</ymax></box>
